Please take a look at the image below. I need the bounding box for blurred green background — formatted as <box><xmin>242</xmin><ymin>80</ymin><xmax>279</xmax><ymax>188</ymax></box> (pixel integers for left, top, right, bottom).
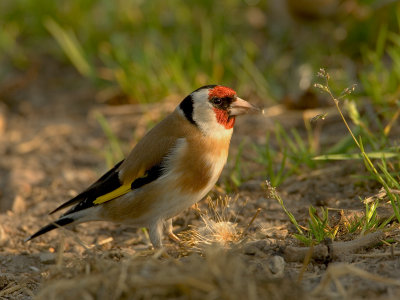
<box><xmin>1</xmin><ymin>0</ymin><xmax>399</xmax><ymax>105</ymax></box>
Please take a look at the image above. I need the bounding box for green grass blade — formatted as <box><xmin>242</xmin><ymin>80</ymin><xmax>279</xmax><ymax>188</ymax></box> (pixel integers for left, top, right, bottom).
<box><xmin>44</xmin><ymin>18</ymin><xmax>93</xmax><ymax>78</ymax></box>
<box><xmin>313</xmin><ymin>151</ymin><xmax>399</xmax><ymax>161</ymax></box>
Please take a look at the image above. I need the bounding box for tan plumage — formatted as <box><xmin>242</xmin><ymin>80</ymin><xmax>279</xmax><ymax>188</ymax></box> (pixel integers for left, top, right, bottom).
<box><xmin>118</xmin><ymin>109</ymin><xmax>211</xmax><ymax>185</ymax></box>
<box><xmin>26</xmin><ymin>85</ymin><xmax>260</xmax><ymax>248</ymax></box>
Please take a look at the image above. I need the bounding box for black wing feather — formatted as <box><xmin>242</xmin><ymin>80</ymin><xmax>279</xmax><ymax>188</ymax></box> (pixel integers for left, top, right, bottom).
<box><xmin>64</xmin><ymin>163</ymin><xmax>165</xmax><ymax>216</ymax></box>
<box><xmin>25</xmin><ymin>217</ymin><xmax>74</xmax><ymax>242</ymax></box>
<box><xmin>27</xmin><ymin>161</ymin><xmax>166</xmax><ymax>242</ymax></box>
<box><xmin>131</xmin><ymin>163</ymin><xmax>164</xmax><ymax>189</ymax></box>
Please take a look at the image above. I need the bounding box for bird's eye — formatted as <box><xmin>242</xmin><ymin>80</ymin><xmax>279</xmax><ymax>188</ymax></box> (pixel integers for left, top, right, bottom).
<box><xmin>212</xmin><ymin>98</ymin><xmax>222</xmax><ymax>105</ymax></box>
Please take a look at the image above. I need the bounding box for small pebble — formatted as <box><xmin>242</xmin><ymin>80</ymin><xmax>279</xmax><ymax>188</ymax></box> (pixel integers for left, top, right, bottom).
<box><xmin>268</xmin><ymin>255</ymin><xmax>285</xmax><ymax>277</ymax></box>
<box><xmin>29</xmin><ymin>266</ymin><xmax>40</xmax><ymax>272</ymax></box>
<box><xmin>39</xmin><ymin>252</ymin><xmax>56</xmax><ymax>264</ymax></box>
<box><xmin>244</xmin><ymin>239</ymin><xmax>271</xmax><ymax>255</ymax></box>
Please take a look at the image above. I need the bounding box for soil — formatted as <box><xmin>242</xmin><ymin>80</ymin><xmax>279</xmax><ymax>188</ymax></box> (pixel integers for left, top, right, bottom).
<box><xmin>1</xmin><ymin>64</ymin><xmax>400</xmax><ymax>299</ymax></box>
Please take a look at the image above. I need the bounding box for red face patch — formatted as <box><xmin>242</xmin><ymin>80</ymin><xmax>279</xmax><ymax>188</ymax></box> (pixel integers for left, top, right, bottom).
<box><xmin>208</xmin><ymin>86</ymin><xmax>236</xmax><ymax>100</ymax></box>
<box><xmin>208</xmin><ymin>86</ymin><xmax>236</xmax><ymax>129</ymax></box>
<box><xmin>213</xmin><ymin>107</ymin><xmax>235</xmax><ymax>129</ymax></box>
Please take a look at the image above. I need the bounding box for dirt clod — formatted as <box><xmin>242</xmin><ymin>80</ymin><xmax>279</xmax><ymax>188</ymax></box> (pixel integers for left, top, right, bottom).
<box><xmin>39</xmin><ymin>253</ymin><xmax>56</xmax><ymax>264</ymax></box>
<box><xmin>267</xmin><ymin>255</ymin><xmax>285</xmax><ymax>277</ymax></box>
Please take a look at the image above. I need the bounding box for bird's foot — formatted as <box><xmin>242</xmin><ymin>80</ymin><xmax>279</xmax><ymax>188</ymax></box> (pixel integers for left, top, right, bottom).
<box><xmin>165</xmin><ymin>218</ymin><xmax>181</xmax><ymax>244</ymax></box>
<box><xmin>167</xmin><ymin>231</ymin><xmax>181</xmax><ymax>243</ymax></box>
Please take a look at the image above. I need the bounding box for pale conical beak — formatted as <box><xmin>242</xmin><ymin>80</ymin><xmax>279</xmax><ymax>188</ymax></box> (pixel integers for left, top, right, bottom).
<box><xmin>229</xmin><ymin>97</ymin><xmax>261</xmax><ymax>116</ymax></box>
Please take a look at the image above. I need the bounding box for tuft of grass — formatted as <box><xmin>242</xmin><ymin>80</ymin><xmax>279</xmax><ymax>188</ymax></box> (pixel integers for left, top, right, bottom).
<box><xmin>183</xmin><ymin>217</ymin><xmax>240</xmax><ymax>250</ymax></box>
<box><xmin>266</xmin><ymin>180</ymin><xmax>392</xmax><ymax>246</ymax></box>
<box><xmin>267</xmin><ymin>180</ymin><xmax>337</xmax><ymax>246</ymax></box>
<box><xmin>180</xmin><ymin>195</ymin><xmax>243</xmax><ymax>251</ymax></box>
<box><xmin>274</xmin><ymin>123</ymin><xmax>317</xmax><ymax>170</ymax></box>
<box><xmin>251</xmin><ymin>122</ymin><xmax>318</xmax><ymax>188</ymax></box>
<box><xmin>315</xmin><ymin>69</ymin><xmax>400</xmax><ymax>224</ymax></box>
<box><xmin>225</xmin><ymin>120</ymin><xmax>320</xmax><ymax>191</ymax></box>
<box><xmin>267</xmin><ymin>70</ymin><xmax>400</xmax><ymax>245</ymax></box>
<box><xmin>265</xmin><ymin>181</ymin><xmax>304</xmax><ymax>236</ymax></box>
<box><xmin>306</xmin><ymin>206</ymin><xmax>339</xmax><ymax>244</ymax></box>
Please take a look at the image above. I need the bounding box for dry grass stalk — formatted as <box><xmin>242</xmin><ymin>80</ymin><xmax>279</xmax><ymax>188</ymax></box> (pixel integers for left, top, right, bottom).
<box><xmin>312</xmin><ymin>263</ymin><xmax>400</xmax><ymax>297</ymax></box>
<box><xmin>242</xmin><ymin>208</ymin><xmax>262</xmax><ymax>237</ymax></box>
<box><xmin>180</xmin><ymin>195</ymin><xmax>245</xmax><ymax>251</ymax></box>
<box><xmin>181</xmin><ymin>216</ymin><xmax>241</xmax><ymax>250</ymax></box>
<box><xmin>36</xmin><ymin>247</ymin><xmax>302</xmax><ymax>300</ymax></box>
<box><xmin>0</xmin><ymin>283</ymin><xmax>23</xmax><ymax>297</ymax></box>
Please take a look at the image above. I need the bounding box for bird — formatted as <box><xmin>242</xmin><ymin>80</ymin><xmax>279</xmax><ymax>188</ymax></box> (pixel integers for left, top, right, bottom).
<box><xmin>26</xmin><ymin>85</ymin><xmax>260</xmax><ymax>248</ymax></box>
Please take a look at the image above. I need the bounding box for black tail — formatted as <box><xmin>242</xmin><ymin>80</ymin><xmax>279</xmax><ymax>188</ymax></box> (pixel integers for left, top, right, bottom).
<box><xmin>24</xmin><ymin>217</ymin><xmax>74</xmax><ymax>242</ymax></box>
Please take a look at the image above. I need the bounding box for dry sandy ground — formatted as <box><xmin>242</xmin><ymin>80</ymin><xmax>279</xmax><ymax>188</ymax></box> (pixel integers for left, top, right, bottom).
<box><xmin>1</xmin><ymin>65</ymin><xmax>400</xmax><ymax>299</ymax></box>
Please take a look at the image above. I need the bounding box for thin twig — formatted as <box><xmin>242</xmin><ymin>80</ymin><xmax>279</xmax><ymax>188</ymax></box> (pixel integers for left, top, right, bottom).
<box><xmin>312</xmin><ymin>263</ymin><xmax>400</xmax><ymax>296</ymax></box>
<box><xmin>297</xmin><ymin>244</ymin><xmax>314</xmax><ymax>283</ymax></box>
<box><xmin>242</xmin><ymin>208</ymin><xmax>261</xmax><ymax>237</ymax></box>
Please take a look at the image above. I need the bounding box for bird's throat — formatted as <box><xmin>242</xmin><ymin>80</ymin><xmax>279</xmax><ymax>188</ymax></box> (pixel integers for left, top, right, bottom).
<box><xmin>213</xmin><ymin>108</ymin><xmax>235</xmax><ymax>129</ymax></box>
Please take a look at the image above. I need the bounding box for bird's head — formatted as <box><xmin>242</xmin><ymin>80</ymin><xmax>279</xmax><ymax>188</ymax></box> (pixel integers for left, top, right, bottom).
<box><xmin>179</xmin><ymin>85</ymin><xmax>260</xmax><ymax>137</ymax></box>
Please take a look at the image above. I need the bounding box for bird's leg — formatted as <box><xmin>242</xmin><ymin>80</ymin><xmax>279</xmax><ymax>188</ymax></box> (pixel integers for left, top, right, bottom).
<box><xmin>148</xmin><ymin>220</ymin><xmax>164</xmax><ymax>249</ymax></box>
<box><xmin>165</xmin><ymin>219</ymin><xmax>180</xmax><ymax>243</ymax></box>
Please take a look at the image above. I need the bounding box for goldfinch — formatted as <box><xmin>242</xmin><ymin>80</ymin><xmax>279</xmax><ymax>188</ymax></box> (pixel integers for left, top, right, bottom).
<box><xmin>26</xmin><ymin>85</ymin><xmax>260</xmax><ymax>248</ymax></box>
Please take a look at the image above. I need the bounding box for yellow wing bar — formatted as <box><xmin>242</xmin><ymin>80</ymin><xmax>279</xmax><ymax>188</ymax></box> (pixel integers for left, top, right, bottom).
<box><xmin>93</xmin><ymin>184</ymin><xmax>131</xmax><ymax>205</ymax></box>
